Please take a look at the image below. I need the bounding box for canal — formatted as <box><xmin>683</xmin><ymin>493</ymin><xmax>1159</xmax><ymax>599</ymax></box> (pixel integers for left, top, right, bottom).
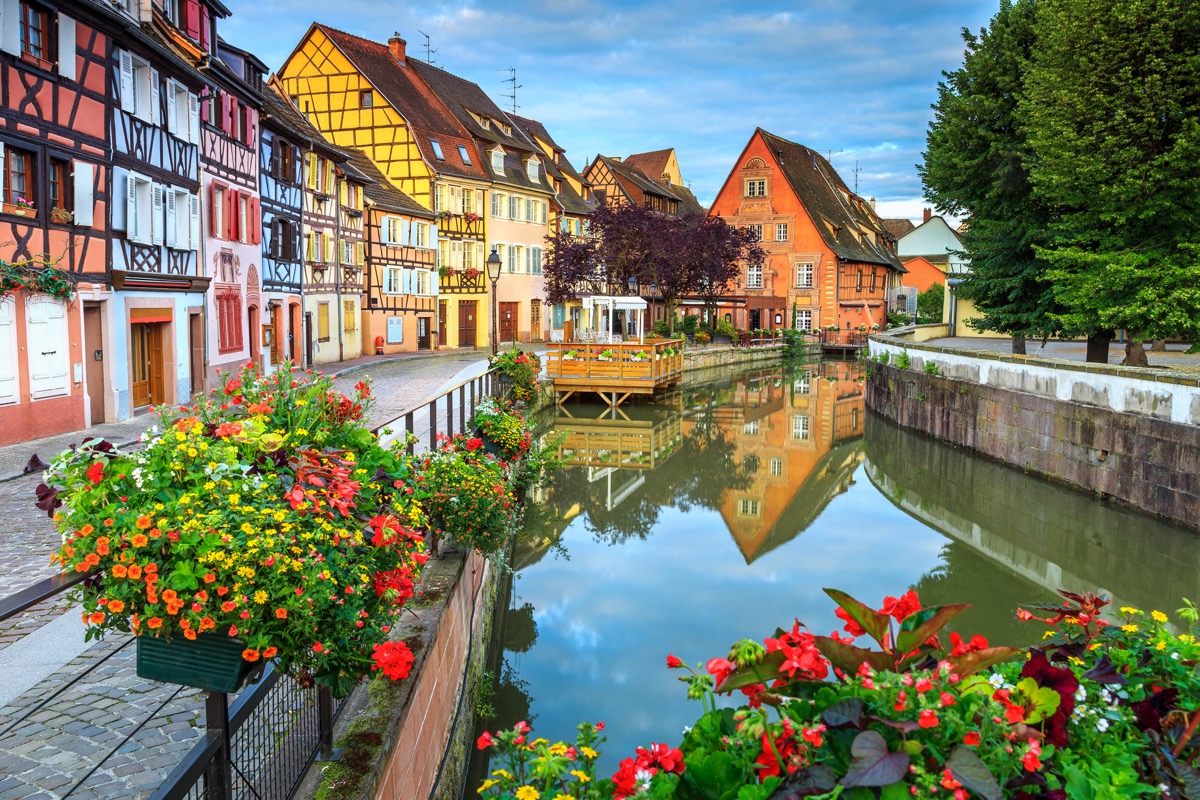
<box><xmin>467</xmin><ymin>358</ymin><xmax>1200</xmax><ymax>784</ymax></box>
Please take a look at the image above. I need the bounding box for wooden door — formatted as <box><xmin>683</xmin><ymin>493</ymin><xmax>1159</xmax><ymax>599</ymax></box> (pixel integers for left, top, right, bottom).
<box><xmin>84</xmin><ymin>303</ymin><xmax>104</xmax><ymax>423</ymax></box>
<box><xmin>417</xmin><ymin>317</ymin><xmax>431</xmax><ymax>350</ymax></box>
<box><xmin>499</xmin><ymin>302</ymin><xmax>518</xmax><ymax>344</ymax></box>
<box><xmin>438</xmin><ymin>300</ymin><xmax>447</xmax><ymax>347</ymax></box>
<box><xmin>189</xmin><ymin>312</ymin><xmax>205</xmax><ymax>399</ymax></box>
<box><xmin>148</xmin><ymin>323</ymin><xmax>166</xmax><ymax>405</ymax></box>
<box><xmin>131</xmin><ymin>323</ymin><xmax>151</xmax><ymax>408</ymax></box>
<box><xmin>458</xmin><ymin>300</ymin><xmax>477</xmax><ymax>348</ymax></box>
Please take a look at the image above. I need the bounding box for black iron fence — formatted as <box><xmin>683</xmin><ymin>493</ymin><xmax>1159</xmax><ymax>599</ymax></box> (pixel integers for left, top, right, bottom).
<box><xmin>0</xmin><ymin>366</ymin><xmax>503</xmax><ymax>800</ymax></box>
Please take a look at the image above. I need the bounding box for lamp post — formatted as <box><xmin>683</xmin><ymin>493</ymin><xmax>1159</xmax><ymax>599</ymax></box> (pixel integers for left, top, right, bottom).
<box><xmin>486</xmin><ymin>247</ymin><xmax>502</xmax><ymax>356</ymax></box>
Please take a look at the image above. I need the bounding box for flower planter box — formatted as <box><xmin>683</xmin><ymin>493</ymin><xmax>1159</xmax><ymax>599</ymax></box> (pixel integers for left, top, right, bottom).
<box><xmin>137</xmin><ymin>633</ymin><xmax>257</xmax><ymax>693</ymax></box>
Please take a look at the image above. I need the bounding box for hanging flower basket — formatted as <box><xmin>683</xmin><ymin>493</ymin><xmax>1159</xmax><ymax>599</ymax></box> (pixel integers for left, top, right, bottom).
<box><xmin>136</xmin><ymin>632</ymin><xmax>259</xmax><ymax>693</ymax></box>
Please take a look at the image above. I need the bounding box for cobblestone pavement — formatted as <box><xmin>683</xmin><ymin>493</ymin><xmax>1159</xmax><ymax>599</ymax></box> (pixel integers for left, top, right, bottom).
<box><xmin>0</xmin><ymin>349</ymin><xmax>496</xmax><ymax>799</ymax></box>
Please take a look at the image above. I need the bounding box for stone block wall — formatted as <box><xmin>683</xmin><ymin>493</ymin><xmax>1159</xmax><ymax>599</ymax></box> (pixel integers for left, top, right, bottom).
<box><xmin>866</xmin><ymin>361</ymin><xmax>1200</xmax><ymax>531</ymax></box>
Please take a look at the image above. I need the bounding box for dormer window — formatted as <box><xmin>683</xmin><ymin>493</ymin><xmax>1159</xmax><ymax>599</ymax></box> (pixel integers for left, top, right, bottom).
<box><xmin>430</xmin><ymin>140</ymin><xmax>444</xmax><ymax>160</ymax></box>
<box><xmin>491</xmin><ymin>148</ymin><xmax>504</xmax><ymax>174</ymax></box>
<box><xmin>458</xmin><ymin>144</ymin><xmax>471</xmax><ymax>165</ymax></box>
<box><xmin>360</xmin><ymin>90</ymin><xmax>373</xmax><ymax>108</ymax></box>
<box><xmin>527</xmin><ymin>158</ymin><xmax>539</xmax><ymax>182</ymax></box>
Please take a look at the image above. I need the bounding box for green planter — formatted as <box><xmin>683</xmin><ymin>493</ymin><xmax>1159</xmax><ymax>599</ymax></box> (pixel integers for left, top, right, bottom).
<box><xmin>136</xmin><ymin>633</ymin><xmax>256</xmax><ymax>693</ymax></box>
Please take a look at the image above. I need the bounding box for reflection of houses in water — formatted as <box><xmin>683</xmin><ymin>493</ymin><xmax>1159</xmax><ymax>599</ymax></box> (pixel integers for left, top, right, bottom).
<box><xmin>700</xmin><ymin>362</ymin><xmax>867</xmax><ymax>562</ymax></box>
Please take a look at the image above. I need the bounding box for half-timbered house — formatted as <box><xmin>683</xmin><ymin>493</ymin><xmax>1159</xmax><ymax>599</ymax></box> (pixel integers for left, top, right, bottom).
<box><xmin>585</xmin><ymin>155</ymin><xmax>684</xmax><ymax>216</ymax></box>
<box><xmin>0</xmin><ymin>0</ymin><xmax>110</xmax><ymax>442</ymax></box>
<box><xmin>278</xmin><ymin>28</ymin><xmax>491</xmax><ymax>350</ymax></box>
<box><xmin>507</xmin><ymin>113</ymin><xmax>596</xmax><ymax>341</ymax></box>
<box><xmin>297</xmin><ymin>137</ymin><xmax>349</xmax><ymax>366</ymax></box>
<box><xmin>109</xmin><ymin>4</ymin><xmax>212</xmax><ymax>416</ymax></box>
<box><xmin>410</xmin><ymin>60</ymin><xmax>556</xmax><ymax>344</ymax></box>
<box><xmin>707</xmin><ymin>129</ymin><xmax>903</xmax><ymax>333</ymax></box>
<box><xmin>344</xmin><ymin>149</ymin><xmax>437</xmax><ymax>354</ymax></box>
<box><xmin>258</xmin><ymin>80</ymin><xmax>308</xmax><ymax>369</ymax></box>
<box><xmin>334</xmin><ymin>151</ymin><xmax>369</xmax><ymax>361</ymax></box>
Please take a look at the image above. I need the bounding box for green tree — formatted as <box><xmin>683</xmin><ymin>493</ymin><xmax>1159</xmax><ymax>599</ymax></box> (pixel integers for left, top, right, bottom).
<box><xmin>1022</xmin><ymin>0</ymin><xmax>1200</xmax><ymax>365</ymax></box>
<box><xmin>920</xmin><ymin>0</ymin><xmax>1067</xmax><ymax>355</ymax></box>
<box><xmin>916</xmin><ymin>283</ymin><xmax>945</xmax><ymax>323</ymax></box>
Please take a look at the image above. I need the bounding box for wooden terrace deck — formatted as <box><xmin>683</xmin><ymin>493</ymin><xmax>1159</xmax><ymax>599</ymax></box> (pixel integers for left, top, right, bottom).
<box><xmin>545</xmin><ymin>339</ymin><xmax>685</xmax><ymax>407</ymax></box>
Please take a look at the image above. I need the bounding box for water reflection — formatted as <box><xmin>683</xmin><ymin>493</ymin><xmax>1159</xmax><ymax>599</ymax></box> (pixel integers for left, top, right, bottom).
<box><xmin>469</xmin><ymin>360</ymin><xmax>1197</xmax><ymax>786</ymax></box>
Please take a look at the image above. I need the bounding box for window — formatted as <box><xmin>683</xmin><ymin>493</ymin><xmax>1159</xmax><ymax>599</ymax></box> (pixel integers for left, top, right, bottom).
<box><xmin>794</xmin><ymin>371</ymin><xmax>810</xmax><ymax>394</ymax></box>
<box><xmin>413</xmin><ymin>222</ymin><xmax>430</xmax><ymax>248</ymax></box>
<box><xmin>527</xmin><ymin>158</ymin><xmax>539</xmax><ymax>181</ymax></box>
<box><xmin>430</xmin><ymin>140</ymin><xmax>444</xmax><ymax>160</ymax></box>
<box><xmin>415</xmin><ymin>270</ymin><xmax>430</xmax><ymax>295</ymax></box>
<box><xmin>792</xmin><ymin>414</ymin><xmax>810</xmax><ymax>441</ymax></box>
<box><xmin>511</xmin><ymin>245</ymin><xmax>525</xmax><ymax>273</ymax></box>
<box><xmin>742</xmin><ymin>420</ymin><xmax>759</xmax><ymax>436</ymax></box>
<box><xmin>491</xmin><ymin>149</ymin><xmax>504</xmax><ymax>174</ymax></box>
<box><xmin>273</xmin><ymin>218</ymin><xmax>296</xmax><ymax>259</ymax></box>
<box><xmin>795</xmin><ymin>309</ymin><xmax>812</xmax><ymax>332</ymax></box>
<box><xmin>360</xmin><ymin>89</ymin><xmax>372</xmax><ymax>108</ymax></box>
<box><xmin>119</xmin><ymin>51</ymin><xmax>156</xmax><ymax>124</ymax></box>
<box><xmin>746</xmin><ymin>262</ymin><xmax>763</xmax><ymax>289</ymax></box>
<box><xmin>2</xmin><ymin>147</ymin><xmax>32</xmax><ymax>210</ymax></box>
<box><xmin>776</xmin><ymin>223</ymin><xmax>788</xmax><ymax>241</ymax></box>
<box><xmin>343</xmin><ymin>300</ymin><xmax>356</xmax><ymax>333</ymax></box>
<box><xmin>384</xmin><ymin>216</ymin><xmax>404</xmax><ymax>245</ymax></box>
<box><xmin>317</xmin><ymin>302</ymin><xmax>330</xmax><ymax>341</ymax></box>
<box><xmin>737</xmin><ymin>499</ymin><xmax>761</xmax><ymax>517</ymax></box>
<box><xmin>745</xmin><ymin>179</ymin><xmax>766</xmax><ymax>197</ymax></box>
<box><xmin>493</xmin><ymin>243</ymin><xmax>505</xmax><ymax>271</ymax></box>
<box><xmin>124</xmin><ymin>171</ymin><xmax>156</xmax><ymax>244</ymax></box>
<box><xmin>795</xmin><ymin>263</ymin><xmax>813</xmax><ymax>288</ymax></box>
<box><xmin>457</xmin><ymin>145</ymin><xmax>471</xmax><ymax>165</ymax></box>
<box><xmin>216</xmin><ymin>286</ymin><xmax>243</xmax><ymax>353</ymax></box>
<box><xmin>165</xmin><ymin>186</ymin><xmax>199</xmax><ymax>249</ymax></box>
<box><xmin>238</xmin><ymin>193</ymin><xmax>248</xmax><ymax>243</ymax></box>
<box><xmin>384</xmin><ymin>267</ymin><xmax>401</xmax><ymax>294</ymax></box>
<box><xmin>211</xmin><ymin>184</ymin><xmax>225</xmax><ymax>237</ymax></box>
<box><xmin>342</xmin><ymin>239</ymin><xmax>355</xmax><ymax>265</ymax></box>
<box><xmin>492</xmin><ymin>192</ymin><xmax>505</xmax><ymax>218</ymax></box>
<box><xmin>167</xmin><ymin>79</ymin><xmax>198</xmax><ymax>143</ymax></box>
<box><xmin>856</xmin><ymin>267</ymin><xmax>863</xmax><ymax>292</ymax></box>
<box><xmin>19</xmin><ymin>2</ymin><xmax>50</xmax><ymax>66</ymax></box>
<box><xmin>747</xmin><ymin>224</ymin><xmax>763</xmax><ymax>241</ymax></box>
<box><xmin>274</xmin><ymin>140</ymin><xmax>295</xmax><ymax>183</ymax></box>
<box><xmin>770</xmin><ymin>458</ymin><xmax>783</xmax><ymax>477</ymax></box>
<box><xmin>48</xmin><ymin>157</ymin><xmax>68</xmax><ymax>212</ymax></box>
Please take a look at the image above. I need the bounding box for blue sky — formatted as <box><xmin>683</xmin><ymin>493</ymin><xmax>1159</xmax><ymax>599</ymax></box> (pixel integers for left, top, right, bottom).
<box><xmin>227</xmin><ymin>1</ymin><xmax>999</xmax><ymax>223</ymax></box>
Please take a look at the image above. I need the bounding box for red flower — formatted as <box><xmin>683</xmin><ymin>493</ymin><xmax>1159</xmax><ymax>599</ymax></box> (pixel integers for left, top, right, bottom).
<box><xmin>914</xmin><ymin>677</ymin><xmax>933</xmax><ymax>693</ymax></box>
<box><xmin>1021</xmin><ymin>651</ymin><xmax>1078</xmax><ymax>747</ymax></box>
<box><xmin>312</xmin><ymin>642</ymin><xmax>324</xmax><ymax>653</ymax></box>
<box><xmin>612</xmin><ymin>757</ymin><xmax>639</xmax><ymax>799</ymax></box>
<box><xmin>706</xmin><ymin>656</ymin><xmax>735</xmax><ymax>687</ymax></box>
<box><xmin>636</xmin><ymin>742</ymin><xmax>685</xmax><ymax>774</ymax></box>
<box><xmin>224</xmin><ymin>379</ymin><xmax>241</xmax><ymax>395</ymax></box>
<box><xmin>86</xmin><ymin>461</ymin><xmax>104</xmax><ymax>485</ymax></box>
<box><xmin>214</xmin><ymin>421</ymin><xmax>242</xmax><ymax>438</ymax></box>
<box><xmin>666</xmin><ymin>653</ymin><xmax>683</xmax><ymax>668</ymax></box>
<box><xmin>1022</xmin><ymin>739</ymin><xmax>1043</xmax><ymax>772</ymax></box>
<box><xmin>949</xmin><ymin>632</ymin><xmax>990</xmax><ymax>657</ymax></box>
<box><xmin>476</xmin><ymin>731</ymin><xmax>493</xmax><ymax>749</ymax></box>
<box><xmin>941</xmin><ymin>769</ymin><xmax>963</xmax><ymax>790</ymax></box>
<box><xmin>755</xmin><ymin>723</ymin><xmax>798</xmax><ymax>778</ymax></box>
<box><xmin>834</xmin><ymin>605</ymin><xmax>866</xmax><ymax>637</ymax></box>
<box><xmin>881</xmin><ymin>589</ymin><xmax>921</xmax><ymax>622</ymax></box>
<box><xmin>939</xmin><ymin>691</ymin><xmax>957</xmax><ymax>707</ymax></box>
<box><xmin>963</xmin><ymin>732</ymin><xmax>981</xmax><ymax>747</ymax></box>
<box><xmin>371</xmin><ymin>640</ymin><xmax>415</xmax><ymax>681</ymax></box>
<box><xmin>918</xmin><ymin>709</ymin><xmax>939</xmax><ymax>728</ymax></box>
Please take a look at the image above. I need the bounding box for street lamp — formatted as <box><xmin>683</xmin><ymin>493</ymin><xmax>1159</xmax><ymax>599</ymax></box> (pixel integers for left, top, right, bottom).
<box><xmin>486</xmin><ymin>247</ymin><xmax>503</xmax><ymax>356</ymax></box>
<box><xmin>627</xmin><ymin>274</ymin><xmax>637</xmax><ymax>295</ymax></box>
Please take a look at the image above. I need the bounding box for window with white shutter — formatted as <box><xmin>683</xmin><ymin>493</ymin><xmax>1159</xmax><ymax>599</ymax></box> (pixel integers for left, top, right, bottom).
<box><xmin>72</xmin><ymin>161</ymin><xmax>94</xmax><ymax>227</ymax></box>
<box><xmin>0</xmin><ymin>296</ymin><xmax>19</xmax><ymax>405</ymax></box>
<box><xmin>126</xmin><ymin>172</ymin><xmax>153</xmax><ymax>244</ymax></box>
<box><xmin>25</xmin><ymin>297</ymin><xmax>69</xmax><ymax>400</ymax></box>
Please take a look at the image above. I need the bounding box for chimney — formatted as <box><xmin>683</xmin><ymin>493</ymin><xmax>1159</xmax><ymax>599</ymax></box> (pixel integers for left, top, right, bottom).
<box><xmin>923</xmin><ymin>208</ymin><xmax>932</xmax><ymax>223</ymax></box>
<box><xmin>869</xmin><ymin>197</ymin><xmax>876</xmax><ymax>210</ymax></box>
<box><xmin>388</xmin><ymin>35</ymin><xmax>406</xmax><ymax>63</ymax></box>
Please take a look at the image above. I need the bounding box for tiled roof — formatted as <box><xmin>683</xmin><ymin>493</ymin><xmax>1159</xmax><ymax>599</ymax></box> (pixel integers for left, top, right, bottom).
<box><xmin>903</xmin><ymin>253</ymin><xmax>950</xmax><ymax>265</ymax></box>
<box><xmin>341</xmin><ymin>148</ymin><xmax>433</xmax><ymax>218</ymax></box>
<box><xmin>504</xmin><ymin>114</ymin><xmax>594</xmax><ymax>216</ymax></box>
<box><xmin>597</xmin><ymin>155</ymin><xmax>682</xmax><ymax>202</ymax></box>
<box><xmin>758</xmin><ymin>129</ymin><xmax>902</xmax><ymax>270</ymax></box>
<box><xmin>506</xmin><ymin>113</ymin><xmax>586</xmax><ymax>183</ymax></box>
<box><xmin>882</xmin><ymin>218</ymin><xmax>916</xmax><ymax>238</ymax></box>
<box><xmin>671</xmin><ymin>183</ymin><xmax>706</xmax><ymax>218</ymax></box>
<box><xmin>317</xmin><ymin>25</ymin><xmax>487</xmax><ymax>182</ymax></box>
<box><xmin>623</xmin><ymin>148</ymin><xmax>673</xmax><ymax>181</ymax></box>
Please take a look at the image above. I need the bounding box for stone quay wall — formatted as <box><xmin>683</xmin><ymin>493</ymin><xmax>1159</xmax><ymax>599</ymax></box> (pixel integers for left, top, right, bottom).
<box><xmin>866</xmin><ymin>335</ymin><xmax>1200</xmax><ymax>531</ymax></box>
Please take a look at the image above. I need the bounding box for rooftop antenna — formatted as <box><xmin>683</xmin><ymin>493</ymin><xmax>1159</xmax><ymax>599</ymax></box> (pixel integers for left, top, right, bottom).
<box><xmin>852</xmin><ymin>159</ymin><xmax>862</xmax><ymax>194</ymax></box>
<box><xmin>417</xmin><ymin>30</ymin><xmax>438</xmax><ymax>66</ymax></box>
<box><xmin>825</xmin><ymin>148</ymin><xmax>843</xmax><ymax>163</ymax></box>
<box><xmin>500</xmin><ymin>67</ymin><xmax>521</xmax><ymax>113</ymax></box>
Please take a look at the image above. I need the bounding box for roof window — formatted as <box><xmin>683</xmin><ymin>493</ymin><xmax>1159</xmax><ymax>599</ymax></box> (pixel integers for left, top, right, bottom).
<box><xmin>458</xmin><ymin>144</ymin><xmax>471</xmax><ymax>165</ymax></box>
<box><xmin>431</xmin><ymin>140</ymin><xmax>445</xmax><ymax>160</ymax></box>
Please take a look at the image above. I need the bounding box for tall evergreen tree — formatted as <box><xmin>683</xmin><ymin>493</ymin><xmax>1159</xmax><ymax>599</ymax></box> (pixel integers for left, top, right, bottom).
<box><xmin>1023</xmin><ymin>0</ymin><xmax>1200</xmax><ymax>365</ymax></box>
<box><xmin>920</xmin><ymin>0</ymin><xmax>1063</xmax><ymax>354</ymax></box>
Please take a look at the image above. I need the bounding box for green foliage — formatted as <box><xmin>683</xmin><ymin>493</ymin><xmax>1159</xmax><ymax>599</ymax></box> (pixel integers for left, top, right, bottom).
<box><xmin>923</xmin><ymin>361</ymin><xmax>940</xmax><ymax>376</ymax></box>
<box><xmin>895</xmin><ymin>351</ymin><xmax>911</xmax><ymax>370</ymax></box>
<box><xmin>916</xmin><ymin>283</ymin><xmax>945</xmax><ymax>324</ymax></box>
<box><xmin>0</xmin><ymin>259</ymin><xmax>76</xmax><ymax>301</ymax></box>
<box><xmin>490</xmin><ymin>349</ymin><xmax>541</xmax><ymax>403</ymax></box>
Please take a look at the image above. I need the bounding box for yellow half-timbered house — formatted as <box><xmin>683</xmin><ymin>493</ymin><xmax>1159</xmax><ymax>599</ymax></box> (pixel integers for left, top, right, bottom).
<box><xmin>278</xmin><ymin>26</ymin><xmax>490</xmax><ymax>349</ymax></box>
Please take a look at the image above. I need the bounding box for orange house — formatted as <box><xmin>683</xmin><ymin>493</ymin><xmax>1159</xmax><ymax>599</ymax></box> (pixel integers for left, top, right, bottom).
<box><xmin>900</xmin><ymin>255</ymin><xmax>948</xmax><ymax>295</ymax></box>
<box><xmin>707</xmin><ymin>129</ymin><xmax>904</xmax><ymax>332</ymax></box>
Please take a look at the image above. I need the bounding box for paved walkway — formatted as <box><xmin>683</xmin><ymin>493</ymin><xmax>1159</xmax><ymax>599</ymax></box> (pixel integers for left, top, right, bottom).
<box><xmin>929</xmin><ymin>337</ymin><xmax>1200</xmax><ymax>370</ymax></box>
<box><xmin>0</xmin><ymin>346</ymin><xmax>509</xmax><ymax>800</ymax></box>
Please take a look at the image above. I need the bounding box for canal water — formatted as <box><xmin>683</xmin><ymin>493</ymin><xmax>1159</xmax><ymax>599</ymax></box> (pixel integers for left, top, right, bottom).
<box><xmin>466</xmin><ymin>358</ymin><xmax>1200</xmax><ymax>784</ymax></box>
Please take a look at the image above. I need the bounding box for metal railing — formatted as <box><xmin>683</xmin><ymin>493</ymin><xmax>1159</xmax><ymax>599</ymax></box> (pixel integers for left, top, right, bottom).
<box><xmin>818</xmin><ymin>330</ymin><xmax>870</xmax><ymax>348</ymax></box>
<box><xmin>0</xmin><ymin>365</ymin><xmax>503</xmax><ymax>800</ymax></box>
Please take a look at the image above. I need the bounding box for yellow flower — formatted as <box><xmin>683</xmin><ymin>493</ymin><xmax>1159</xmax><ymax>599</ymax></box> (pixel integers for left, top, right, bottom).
<box><xmin>514</xmin><ymin>788</ymin><xmax>539</xmax><ymax>800</ymax></box>
<box><xmin>1157</xmin><ymin>641</ymin><xmax>1168</xmax><ymax>651</ymax></box>
<box><xmin>1122</xmin><ymin>624</ymin><xmax>1139</xmax><ymax>633</ymax></box>
<box><xmin>548</xmin><ymin>742</ymin><xmax>567</xmax><ymax>756</ymax></box>
<box><xmin>570</xmin><ymin>770</ymin><xmax>590</xmax><ymax>783</ymax></box>
<box><xmin>1042</xmin><ymin>630</ymin><xmax>1056</xmax><ymax>640</ymax></box>
<box><xmin>491</xmin><ymin>769</ymin><xmax>512</xmax><ymax>780</ymax></box>
<box><xmin>253</xmin><ymin>590</ymin><xmax>268</xmax><ymax>604</ymax></box>
<box><xmin>1152</xmin><ymin>610</ymin><xmax>1168</xmax><ymax>623</ymax></box>
<box><xmin>579</xmin><ymin>746</ymin><xmax>598</xmax><ymax>759</ymax></box>
<box><xmin>477</xmin><ymin>779</ymin><xmax>498</xmax><ymax>793</ymax></box>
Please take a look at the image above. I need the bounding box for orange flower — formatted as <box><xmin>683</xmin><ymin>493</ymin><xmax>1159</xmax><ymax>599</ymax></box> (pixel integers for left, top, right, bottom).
<box><xmin>74</xmin><ymin>562</ymin><xmax>89</xmax><ymax>573</ymax></box>
<box><xmin>88</xmin><ymin>612</ymin><xmax>105</xmax><ymax>625</ymax></box>
<box><xmin>80</xmin><ymin>524</ymin><xmax>94</xmax><ymax>535</ymax></box>
<box><xmin>262</xmin><ymin>647</ymin><xmax>278</xmax><ymax>658</ymax></box>
<box><xmin>148</xmin><ymin>528</ymin><xmax>162</xmax><ymax>539</ymax></box>
<box><xmin>204</xmin><ymin>573</ymin><xmax>216</xmax><ymax>584</ymax></box>
<box><xmin>107</xmin><ymin>600</ymin><xmax>125</xmax><ymax>613</ymax></box>
<box><xmin>146</xmin><ymin>589</ymin><xmax>158</xmax><ymax>604</ymax></box>
<box><xmin>95</xmin><ymin>538</ymin><xmax>110</xmax><ymax>556</ymax></box>
<box><xmin>166</xmin><ymin>601</ymin><xmax>184</xmax><ymax>615</ymax></box>
<box><xmin>84</xmin><ymin>553</ymin><xmax>100</xmax><ymax>566</ymax></box>
<box><xmin>144</xmin><ymin>562</ymin><xmax>158</xmax><ymax>573</ymax></box>
<box><xmin>131</xmin><ymin>533</ymin><xmax>148</xmax><ymax>548</ymax></box>
<box><xmin>111</xmin><ymin>564</ymin><xmax>127</xmax><ymax>578</ymax></box>
<box><xmin>242</xmin><ymin>649</ymin><xmax>261</xmax><ymax>662</ymax></box>
<box><xmin>161</xmin><ymin>589</ymin><xmax>178</xmax><ymax>604</ymax></box>
<box><xmin>275</xmin><ymin>608</ymin><xmax>288</xmax><ymax>619</ymax></box>
<box><xmin>147</xmin><ymin>617</ymin><xmax>163</xmax><ymax>629</ymax></box>
<box><xmin>103</xmin><ymin>518</ymin><xmax>114</xmax><ymax>527</ymax></box>
<box><xmin>184</xmin><ymin>628</ymin><xmax>197</xmax><ymax>640</ymax></box>
<box><xmin>199</xmin><ymin>616</ymin><xmax>215</xmax><ymax>631</ymax></box>
<box><xmin>135</xmin><ymin>515</ymin><xmax>152</xmax><ymax>530</ymax></box>
<box><xmin>179</xmin><ymin>619</ymin><xmax>191</xmax><ymax>629</ymax></box>
<box><xmin>127</xmin><ymin>564</ymin><xmax>142</xmax><ymax>580</ymax></box>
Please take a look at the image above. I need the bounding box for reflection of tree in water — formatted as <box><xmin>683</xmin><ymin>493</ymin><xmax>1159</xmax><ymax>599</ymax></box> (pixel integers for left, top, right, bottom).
<box><xmin>489</xmin><ymin>660</ymin><xmax>535</xmax><ymax>734</ymax></box>
<box><xmin>503</xmin><ymin>602</ymin><xmax>539</xmax><ymax>653</ymax></box>
<box><xmin>911</xmin><ymin>542</ymin><xmax>1057</xmax><ymax>650</ymax></box>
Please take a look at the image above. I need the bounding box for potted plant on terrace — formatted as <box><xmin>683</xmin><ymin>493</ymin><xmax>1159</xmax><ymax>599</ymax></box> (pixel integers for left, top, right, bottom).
<box><xmin>44</xmin><ymin>363</ymin><xmax>428</xmax><ymax>698</ymax></box>
<box><xmin>473</xmin><ymin>397</ymin><xmax>532</xmax><ymax>462</ymax></box>
<box><xmin>489</xmin><ymin>348</ymin><xmax>541</xmax><ymax>403</ymax></box>
<box><xmin>598</xmin><ymin>349</ymin><xmax>616</xmax><ymax>361</ymax></box>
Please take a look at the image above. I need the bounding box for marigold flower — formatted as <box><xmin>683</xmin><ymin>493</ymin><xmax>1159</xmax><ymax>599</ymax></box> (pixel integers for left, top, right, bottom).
<box><xmin>184</xmin><ymin>629</ymin><xmax>197</xmax><ymax>640</ymax></box>
<box><xmin>131</xmin><ymin>534</ymin><xmax>148</xmax><ymax>548</ymax></box>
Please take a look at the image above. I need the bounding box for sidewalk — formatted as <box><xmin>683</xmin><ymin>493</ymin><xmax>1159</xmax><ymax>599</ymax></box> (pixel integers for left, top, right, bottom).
<box><xmin>0</xmin><ymin>347</ymin><xmax>493</xmax><ymax>483</ymax></box>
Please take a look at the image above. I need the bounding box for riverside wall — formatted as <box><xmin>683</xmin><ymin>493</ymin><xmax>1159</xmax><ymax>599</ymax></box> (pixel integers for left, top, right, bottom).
<box><xmin>865</xmin><ymin>335</ymin><xmax>1200</xmax><ymax>532</ymax></box>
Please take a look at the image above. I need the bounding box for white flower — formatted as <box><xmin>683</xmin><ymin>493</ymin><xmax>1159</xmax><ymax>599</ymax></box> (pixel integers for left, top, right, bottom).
<box><xmin>1074</xmin><ymin>686</ymin><xmax>1087</xmax><ymax>703</ymax></box>
<box><xmin>1096</xmin><ymin>718</ymin><xmax>1110</xmax><ymax>733</ymax></box>
<box><xmin>988</xmin><ymin>673</ymin><xmax>1005</xmax><ymax>688</ymax></box>
<box><xmin>682</xmin><ymin>725</ymin><xmax>692</xmax><ymax>734</ymax></box>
